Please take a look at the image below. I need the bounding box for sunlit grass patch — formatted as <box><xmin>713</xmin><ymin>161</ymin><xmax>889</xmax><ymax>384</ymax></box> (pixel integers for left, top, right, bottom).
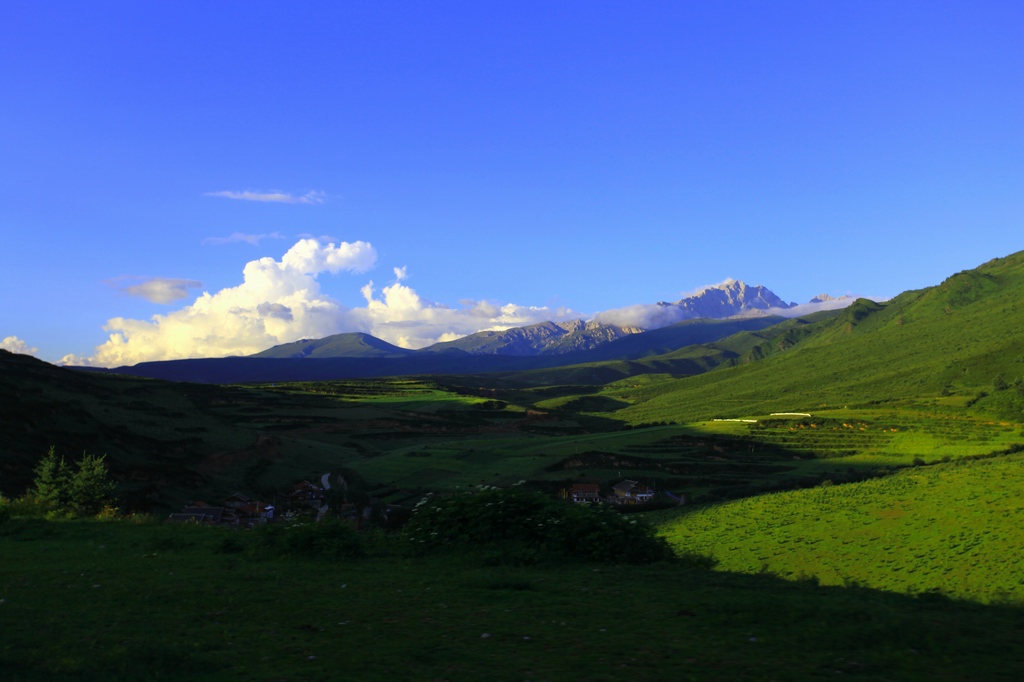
<box><xmin>656</xmin><ymin>452</ymin><xmax>1024</xmax><ymax>603</ymax></box>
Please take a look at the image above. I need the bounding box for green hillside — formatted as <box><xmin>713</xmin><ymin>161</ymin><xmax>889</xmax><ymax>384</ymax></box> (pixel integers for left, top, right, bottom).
<box><xmin>491</xmin><ymin>310</ymin><xmax>841</xmax><ymax>387</ymax></box>
<box><xmin>549</xmin><ymin>316</ymin><xmax>787</xmax><ymax>362</ymax></box>
<box><xmin>602</xmin><ymin>251</ymin><xmax>1024</xmax><ymax>424</ymax></box>
<box><xmin>656</xmin><ymin>451</ymin><xmax>1024</xmax><ymax>603</ymax></box>
<box><xmin>7</xmin><ymin>250</ymin><xmax>1024</xmax><ymax>516</ymax></box>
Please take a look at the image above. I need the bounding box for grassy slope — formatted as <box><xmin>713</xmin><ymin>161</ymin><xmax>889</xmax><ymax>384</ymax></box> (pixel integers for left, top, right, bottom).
<box><xmin>0</xmin><ymin>354</ymin><xmax>537</xmax><ymax>509</ymax></box>
<box><xmin>2</xmin><ymin>519</ymin><xmax>1023</xmax><ymax>681</ymax></box>
<box><xmin>489</xmin><ymin>313</ymin><xmax>837</xmax><ymax>387</ymax></box>
<box><xmin>609</xmin><ymin>251</ymin><xmax>1024</xmax><ymax>424</ymax></box>
<box><xmin>656</xmin><ymin>452</ymin><xmax>1024</xmax><ymax>603</ymax></box>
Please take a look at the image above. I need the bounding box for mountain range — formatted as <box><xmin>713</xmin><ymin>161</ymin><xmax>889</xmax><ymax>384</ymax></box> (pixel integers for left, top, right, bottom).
<box><xmin>4</xmin><ymin>249</ymin><xmax>1023</xmax><ymax>506</ymax></box>
<box><xmin>74</xmin><ymin>280</ymin><xmax>847</xmax><ymax>383</ymax></box>
<box><xmin>260</xmin><ymin>279</ymin><xmax>847</xmax><ymax>358</ymax></box>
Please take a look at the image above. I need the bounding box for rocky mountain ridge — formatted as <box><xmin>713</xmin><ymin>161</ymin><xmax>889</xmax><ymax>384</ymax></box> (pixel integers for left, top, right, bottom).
<box><xmin>253</xmin><ymin>280</ymin><xmax>847</xmax><ymax>359</ymax></box>
<box><xmin>656</xmin><ymin>280</ymin><xmax>794</xmax><ymax>319</ymax></box>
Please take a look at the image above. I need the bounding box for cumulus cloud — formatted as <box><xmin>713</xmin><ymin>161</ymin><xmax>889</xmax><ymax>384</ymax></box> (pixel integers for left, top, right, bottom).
<box><xmin>82</xmin><ymin>239</ymin><xmax>377</xmax><ymax>367</ymax></box>
<box><xmin>204</xmin><ymin>190</ymin><xmax>326</xmax><ymax>204</ymax></box>
<box><xmin>119</xmin><ymin>277</ymin><xmax>204</xmax><ymax>304</ymax></box>
<box><xmin>202</xmin><ymin>232</ymin><xmax>286</xmax><ymax>246</ymax></box>
<box><xmin>71</xmin><ymin>235</ymin><xmax>581</xmax><ymax>366</ymax></box>
<box><xmin>256</xmin><ymin>303</ymin><xmax>294</xmax><ymax>321</ymax></box>
<box><xmin>354</xmin><ymin>280</ymin><xmax>566</xmax><ymax>350</ymax></box>
<box><xmin>1</xmin><ymin>336</ymin><xmax>38</xmax><ymax>356</ymax></box>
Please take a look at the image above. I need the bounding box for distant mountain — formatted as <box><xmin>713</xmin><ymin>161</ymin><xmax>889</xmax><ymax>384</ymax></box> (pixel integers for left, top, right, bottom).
<box><xmin>569</xmin><ymin>316</ymin><xmax>787</xmax><ymax>362</ymax></box>
<box><xmin>808</xmin><ymin>293</ymin><xmax>853</xmax><ymax>305</ymax></box>
<box><xmin>422</xmin><ymin>281</ymin><xmax>807</xmax><ymax>357</ymax></box>
<box><xmin>657</xmin><ymin>280</ymin><xmax>795</xmax><ymax>319</ymax></box>
<box><xmin>606</xmin><ymin>250</ymin><xmax>1024</xmax><ymax>421</ymax></box>
<box><xmin>421</xmin><ymin>320</ymin><xmax>644</xmax><ymax>356</ymax></box>
<box><xmin>78</xmin><ymin>315</ymin><xmax>810</xmax><ymax>385</ymax></box>
<box><xmin>73</xmin><ymin>279</ymin><xmax>856</xmax><ymax>383</ymax></box>
<box><xmin>251</xmin><ymin>332</ymin><xmax>414</xmax><ymax>359</ymax></box>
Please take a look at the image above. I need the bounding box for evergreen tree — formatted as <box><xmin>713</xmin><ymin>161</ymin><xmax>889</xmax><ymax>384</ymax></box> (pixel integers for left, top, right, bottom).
<box><xmin>32</xmin><ymin>448</ymin><xmax>116</xmax><ymax>516</ymax></box>
<box><xmin>66</xmin><ymin>454</ymin><xmax>116</xmax><ymax>516</ymax></box>
<box><xmin>33</xmin><ymin>446</ymin><xmax>70</xmax><ymax>509</ymax></box>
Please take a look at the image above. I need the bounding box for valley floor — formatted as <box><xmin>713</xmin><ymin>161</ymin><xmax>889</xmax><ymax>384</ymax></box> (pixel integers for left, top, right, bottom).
<box><xmin>2</xmin><ymin>519</ymin><xmax>1023</xmax><ymax>681</ymax></box>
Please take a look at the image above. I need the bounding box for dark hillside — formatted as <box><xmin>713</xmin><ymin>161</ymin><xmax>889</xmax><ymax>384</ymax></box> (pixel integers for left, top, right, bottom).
<box><xmin>251</xmin><ymin>332</ymin><xmax>415</xmax><ymax>359</ymax></box>
<box><xmin>0</xmin><ymin>350</ymin><xmax>257</xmax><ymax>506</ymax></box>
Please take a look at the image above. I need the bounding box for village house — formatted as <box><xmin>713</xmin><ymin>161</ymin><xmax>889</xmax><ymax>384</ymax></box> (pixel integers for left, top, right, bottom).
<box><xmin>168</xmin><ymin>505</ymin><xmax>234</xmax><ymax>525</ymax></box>
<box><xmin>167</xmin><ymin>495</ymin><xmax>273</xmax><ymax>527</ymax></box>
<box><xmin>569</xmin><ymin>482</ymin><xmax>601</xmax><ymax>503</ymax></box>
<box><xmin>222</xmin><ymin>492</ymin><xmax>251</xmax><ymax>510</ymax></box>
<box><xmin>286</xmin><ymin>480</ymin><xmax>325</xmax><ymax>509</ymax></box>
<box><xmin>611</xmin><ymin>479</ymin><xmax>655</xmax><ymax>505</ymax></box>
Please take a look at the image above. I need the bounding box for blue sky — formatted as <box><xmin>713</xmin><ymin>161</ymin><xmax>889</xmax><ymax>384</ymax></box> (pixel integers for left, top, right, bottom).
<box><xmin>2</xmin><ymin>1</ymin><xmax>1021</xmax><ymax>364</ymax></box>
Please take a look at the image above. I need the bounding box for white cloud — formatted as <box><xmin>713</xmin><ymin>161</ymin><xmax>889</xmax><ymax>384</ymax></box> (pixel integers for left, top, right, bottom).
<box><xmin>120</xmin><ymin>278</ymin><xmax>204</xmax><ymax>304</ymax></box>
<box><xmin>678</xmin><ymin>278</ymin><xmax>737</xmax><ymax>299</ymax></box>
<box><xmin>767</xmin><ymin>297</ymin><xmax>856</xmax><ymax>318</ymax></box>
<box><xmin>593</xmin><ymin>303</ymin><xmax>691</xmax><ymax>330</ymax></box>
<box><xmin>82</xmin><ymin>239</ymin><xmax>377</xmax><ymax>367</ymax></box>
<box><xmin>353</xmin><ymin>279</ymin><xmax>571</xmax><ymax>349</ymax></box>
<box><xmin>1</xmin><ymin>336</ymin><xmax>38</xmax><ymax>356</ymax></box>
<box><xmin>202</xmin><ymin>232</ymin><xmax>286</xmax><ymax>246</ymax></box>
<box><xmin>72</xmin><ymin>237</ymin><xmax>579</xmax><ymax>365</ymax></box>
<box><xmin>204</xmin><ymin>190</ymin><xmax>326</xmax><ymax>205</ymax></box>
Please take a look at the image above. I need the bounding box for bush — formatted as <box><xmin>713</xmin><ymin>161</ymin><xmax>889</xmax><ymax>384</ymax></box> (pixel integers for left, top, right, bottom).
<box><xmin>4</xmin><ymin>494</ymin><xmax>49</xmax><ymax>518</ymax></box>
<box><xmin>251</xmin><ymin>519</ymin><xmax>365</xmax><ymax>560</ymax></box>
<box><xmin>0</xmin><ymin>499</ymin><xmax>10</xmax><ymax>525</ymax></box>
<box><xmin>404</xmin><ymin>487</ymin><xmax>673</xmax><ymax>565</ymax></box>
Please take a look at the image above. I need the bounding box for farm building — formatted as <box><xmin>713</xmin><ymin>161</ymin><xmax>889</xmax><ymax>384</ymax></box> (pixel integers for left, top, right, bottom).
<box><xmin>569</xmin><ymin>482</ymin><xmax>601</xmax><ymax>503</ymax></box>
<box><xmin>611</xmin><ymin>480</ymin><xmax>655</xmax><ymax>505</ymax></box>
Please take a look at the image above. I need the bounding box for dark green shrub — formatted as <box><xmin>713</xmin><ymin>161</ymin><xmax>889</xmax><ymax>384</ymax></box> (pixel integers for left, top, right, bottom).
<box><xmin>404</xmin><ymin>487</ymin><xmax>673</xmax><ymax>564</ymax></box>
<box><xmin>252</xmin><ymin>520</ymin><xmax>364</xmax><ymax>560</ymax></box>
<box><xmin>215</xmin><ymin>535</ymin><xmax>245</xmax><ymax>554</ymax></box>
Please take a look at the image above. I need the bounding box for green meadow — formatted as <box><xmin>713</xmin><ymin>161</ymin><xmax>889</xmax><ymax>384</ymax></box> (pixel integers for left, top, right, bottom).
<box><xmin>5</xmin><ymin>251</ymin><xmax>1024</xmax><ymax>679</ymax></box>
<box><xmin>655</xmin><ymin>452</ymin><xmax>1024</xmax><ymax>604</ymax></box>
<box><xmin>3</xmin><ymin>518</ymin><xmax>1024</xmax><ymax>681</ymax></box>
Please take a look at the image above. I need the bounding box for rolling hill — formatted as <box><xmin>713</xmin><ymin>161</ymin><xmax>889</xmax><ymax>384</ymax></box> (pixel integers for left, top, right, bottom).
<box><xmin>602</xmin><ymin>251</ymin><xmax>1024</xmax><ymax>424</ymax></box>
<box><xmin>251</xmin><ymin>332</ymin><xmax>415</xmax><ymax>359</ymax></box>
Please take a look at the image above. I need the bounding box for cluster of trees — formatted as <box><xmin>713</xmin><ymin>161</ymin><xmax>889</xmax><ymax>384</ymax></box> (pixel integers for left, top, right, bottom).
<box><xmin>31</xmin><ymin>447</ymin><xmax>117</xmax><ymax>517</ymax></box>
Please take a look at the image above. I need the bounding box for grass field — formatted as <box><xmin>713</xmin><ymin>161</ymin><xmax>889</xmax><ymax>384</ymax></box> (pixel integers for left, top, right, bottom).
<box><xmin>5</xmin><ymin>253</ymin><xmax>1024</xmax><ymax>678</ymax></box>
<box><xmin>656</xmin><ymin>451</ymin><xmax>1024</xmax><ymax>604</ymax></box>
<box><xmin>2</xmin><ymin>518</ymin><xmax>1024</xmax><ymax>681</ymax></box>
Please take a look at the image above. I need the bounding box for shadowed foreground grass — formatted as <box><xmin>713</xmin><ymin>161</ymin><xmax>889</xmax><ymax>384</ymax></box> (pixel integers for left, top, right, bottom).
<box><xmin>2</xmin><ymin>519</ymin><xmax>1023</xmax><ymax>681</ymax></box>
